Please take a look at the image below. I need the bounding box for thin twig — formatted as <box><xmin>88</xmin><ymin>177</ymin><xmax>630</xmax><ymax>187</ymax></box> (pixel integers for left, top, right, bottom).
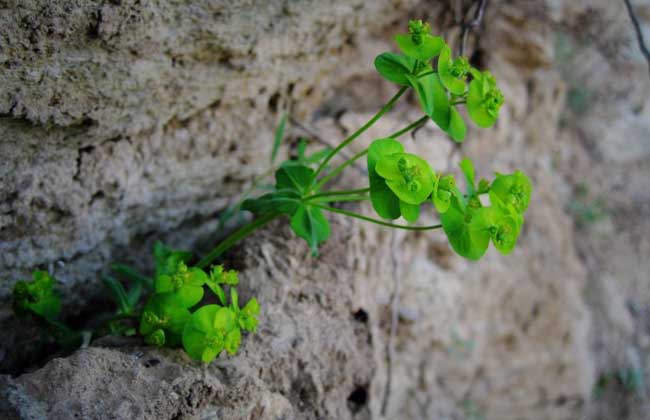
<box><xmin>381</xmin><ymin>232</ymin><xmax>402</xmax><ymax>416</ymax></box>
<box><xmin>623</xmin><ymin>0</ymin><xmax>650</xmax><ymax>79</ymax></box>
<box><xmin>459</xmin><ymin>0</ymin><xmax>488</xmax><ymax>57</ymax></box>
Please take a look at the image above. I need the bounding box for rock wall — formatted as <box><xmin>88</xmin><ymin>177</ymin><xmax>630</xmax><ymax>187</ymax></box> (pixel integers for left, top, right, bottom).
<box><xmin>1</xmin><ymin>0</ymin><xmax>650</xmax><ymax>419</ymax></box>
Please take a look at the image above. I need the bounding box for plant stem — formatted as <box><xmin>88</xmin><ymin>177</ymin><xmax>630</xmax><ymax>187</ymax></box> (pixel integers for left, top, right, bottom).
<box><xmin>197</xmin><ymin>212</ymin><xmax>280</xmax><ymax>268</ymax></box>
<box><xmin>311</xmin><ymin>86</ymin><xmax>408</xmax><ymax>186</ymax></box>
<box><xmin>388</xmin><ymin>115</ymin><xmax>429</xmax><ymax>139</ymax></box>
<box><xmin>416</xmin><ymin>70</ymin><xmax>437</xmax><ymax>78</ymax></box>
<box><xmin>312</xmin><ymin>148</ymin><xmax>368</xmax><ymax>191</ymax></box>
<box><xmin>312</xmin><ymin>203</ymin><xmax>442</xmax><ymax>231</ymax></box>
<box><xmin>111</xmin><ymin>264</ymin><xmax>153</xmax><ymax>290</ymax></box>
<box><xmin>450</xmin><ymin>99</ymin><xmax>466</xmax><ymax>106</ymax></box>
<box><xmin>306</xmin><ymin>195</ymin><xmax>369</xmax><ymax>203</ymax></box>
<box><xmin>313</xmin><ymin>114</ymin><xmax>429</xmax><ymax>191</ymax></box>
<box><xmin>308</xmin><ymin>188</ymin><xmax>370</xmax><ymax>199</ymax></box>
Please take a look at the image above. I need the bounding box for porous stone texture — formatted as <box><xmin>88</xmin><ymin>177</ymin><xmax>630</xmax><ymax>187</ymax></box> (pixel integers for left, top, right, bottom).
<box><xmin>1</xmin><ymin>0</ymin><xmax>650</xmax><ymax>419</ymax></box>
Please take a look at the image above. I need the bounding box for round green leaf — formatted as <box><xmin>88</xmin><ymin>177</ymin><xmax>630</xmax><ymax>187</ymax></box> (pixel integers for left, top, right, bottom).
<box><xmin>182</xmin><ymin>305</ymin><xmax>220</xmax><ymax>361</ymax></box>
<box><xmin>374</xmin><ymin>52</ymin><xmax>417</xmax><ymax>85</ymax></box>
<box><xmin>471</xmin><ymin>206</ymin><xmax>521</xmax><ymax>255</ymax></box>
<box><xmin>489</xmin><ymin>170</ymin><xmax>532</xmax><ymax>214</ymax></box>
<box><xmin>376</xmin><ymin>153</ymin><xmax>435</xmax><ymax>205</ymax></box>
<box><xmin>432</xmin><ymin>174</ymin><xmax>455</xmax><ymax>214</ymax></box>
<box><xmin>177</xmin><ymin>285</ymin><xmax>204</xmax><ymax>308</ymax></box>
<box><xmin>467</xmin><ymin>78</ymin><xmax>495</xmax><ymax>128</ymax></box>
<box><xmin>140</xmin><ymin>293</ymin><xmax>191</xmax><ymax>338</ymax></box>
<box><xmin>395</xmin><ymin>34</ymin><xmax>444</xmax><ymax>61</ymax></box>
<box><xmin>214</xmin><ymin>307</ymin><xmax>237</xmax><ymax>332</ymax></box>
<box><xmin>187</xmin><ymin>268</ymin><xmax>208</xmax><ymax>286</ymax></box>
<box><xmin>438</xmin><ymin>45</ymin><xmax>467</xmax><ymax>95</ymax></box>
<box><xmin>440</xmin><ymin>198</ymin><xmax>490</xmax><ymax>260</ymax></box>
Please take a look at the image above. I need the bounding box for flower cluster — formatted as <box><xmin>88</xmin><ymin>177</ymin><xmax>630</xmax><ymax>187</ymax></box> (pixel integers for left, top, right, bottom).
<box><xmin>139</xmin><ymin>242</ymin><xmax>260</xmax><ymax>362</ymax></box>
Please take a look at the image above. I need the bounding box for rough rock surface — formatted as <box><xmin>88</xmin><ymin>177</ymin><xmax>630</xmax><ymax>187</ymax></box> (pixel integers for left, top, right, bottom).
<box><xmin>1</xmin><ymin>0</ymin><xmax>650</xmax><ymax>419</ymax></box>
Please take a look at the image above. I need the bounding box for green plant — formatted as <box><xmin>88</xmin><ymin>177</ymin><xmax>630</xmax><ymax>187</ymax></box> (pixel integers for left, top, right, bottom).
<box><xmin>593</xmin><ymin>367</ymin><xmax>645</xmax><ymax>398</ymax></box>
<box><xmin>11</xmin><ymin>19</ymin><xmax>531</xmax><ymax>363</ymax></box>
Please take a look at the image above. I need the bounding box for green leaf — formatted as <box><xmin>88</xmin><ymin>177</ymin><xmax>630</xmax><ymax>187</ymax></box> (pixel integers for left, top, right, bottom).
<box><xmin>237</xmin><ymin>297</ymin><xmax>260</xmax><ymax>332</ymax></box>
<box><xmin>368</xmin><ymin>138</ymin><xmax>404</xmax><ymax>220</ymax></box>
<box><xmin>440</xmin><ymin>197</ymin><xmax>490</xmax><ymax>260</ymax></box>
<box><xmin>489</xmin><ymin>170</ymin><xmax>532</xmax><ymax>214</ymax></box>
<box><xmin>406</xmin><ymin>73</ymin><xmax>450</xmax><ymax>131</ymax></box>
<box><xmin>374</xmin><ymin>52</ymin><xmax>417</xmax><ymax>85</ymax></box>
<box><xmin>225</xmin><ymin>328</ymin><xmax>242</xmax><ymax>355</ymax></box>
<box><xmin>400</xmin><ymin>201</ymin><xmax>420</xmax><ymax>222</ymax></box>
<box><xmin>153</xmin><ymin>263</ymin><xmax>205</xmax><ymax>308</ymax></box>
<box><xmin>438</xmin><ymin>44</ymin><xmax>468</xmax><ymax>96</ymax></box>
<box><xmin>432</xmin><ymin>174</ymin><xmax>455</xmax><ymax>214</ymax></box>
<box><xmin>467</xmin><ymin>78</ymin><xmax>494</xmax><ymax>128</ymax></box>
<box><xmin>275</xmin><ymin>164</ymin><xmax>314</xmax><ymax>194</ymax></box>
<box><xmin>447</xmin><ymin>107</ymin><xmax>466</xmax><ymax>143</ymax></box>
<box><xmin>471</xmin><ymin>206</ymin><xmax>521</xmax><ymax>255</ymax></box>
<box><xmin>177</xmin><ymin>285</ymin><xmax>204</xmax><ymax>308</ymax></box>
<box><xmin>214</xmin><ymin>307</ymin><xmax>237</xmax><ymax>332</ymax></box>
<box><xmin>153</xmin><ymin>242</ymin><xmax>192</xmax><ymax>279</ymax></box>
<box><xmin>290</xmin><ymin>204</ymin><xmax>331</xmax><ymax>256</ymax></box>
<box><xmin>376</xmin><ymin>153</ymin><xmax>435</xmax><ymax>205</ymax></box>
<box><xmin>477</xmin><ymin>178</ymin><xmax>490</xmax><ymax>194</ymax></box>
<box><xmin>140</xmin><ymin>293</ymin><xmax>191</xmax><ymax>341</ymax></box>
<box><xmin>242</xmin><ymin>190</ymin><xmax>301</xmax><ymax>216</ymax></box>
<box><xmin>111</xmin><ymin>264</ymin><xmax>151</xmax><ymax>306</ymax></box>
<box><xmin>182</xmin><ymin>304</ymin><xmax>222</xmax><ymax>362</ymax></box>
<box><xmin>208</xmin><ymin>282</ymin><xmax>227</xmax><ymax>305</ymax></box>
<box><xmin>102</xmin><ymin>276</ymin><xmax>132</xmax><ymax>315</ymax></box>
<box><xmin>201</xmin><ymin>346</ymin><xmax>221</xmax><ymax>363</ymax></box>
<box><xmin>271</xmin><ymin>112</ymin><xmax>287</xmax><ymax>164</ymax></box>
<box><xmin>459</xmin><ymin>158</ymin><xmax>476</xmax><ymax>197</ymax></box>
<box><xmin>297</xmin><ymin>138</ymin><xmax>307</xmax><ymax>160</ymax></box>
<box><xmin>467</xmin><ymin>71</ymin><xmax>503</xmax><ymax>129</ymax></box>
<box><xmin>303</xmin><ymin>148</ymin><xmax>332</xmax><ymax>165</ymax></box>
<box><xmin>209</xmin><ymin>265</ymin><xmax>239</xmax><ymax>286</ymax></box>
<box><xmin>395</xmin><ymin>34</ymin><xmax>444</xmax><ymax>61</ymax></box>
<box><xmin>12</xmin><ymin>271</ymin><xmax>61</xmax><ymax>320</ymax></box>
<box><xmin>187</xmin><ymin>268</ymin><xmax>208</xmax><ymax>286</ymax></box>
<box><xmin>242</xmin><ymin>298</ymin><xmax>260</xmax><ymax>316</ymax></box>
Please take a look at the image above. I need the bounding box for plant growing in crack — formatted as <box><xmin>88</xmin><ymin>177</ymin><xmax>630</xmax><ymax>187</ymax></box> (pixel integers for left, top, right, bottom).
<box><xmin>11</xmin><ymin>19</ymin><xmax>531</xmax><ymax>363</ymax></box>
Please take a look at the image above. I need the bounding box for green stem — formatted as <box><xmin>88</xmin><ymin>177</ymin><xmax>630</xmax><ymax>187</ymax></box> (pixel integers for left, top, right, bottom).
<box><xmin>111</xmin><ymin>264</ymin><xmax>153</xmax><ymax>290</ymax></box>
<box><xmin>312</xmin><ymin>203</ymin><xmax>443</xmax><ymax>231</ymax></box>
<box><xmin>308</xmin><ymin>188</ymin><xmax>370</xmax><ymax>199</ymax></box>
<box><xmin>417</xmin><ymin>70</ymin><xmax>437</xmax><ymax>78</ymax></box>
<box><xmin>306</xmin><ymin>195</ymin><xmax>369</xmax><ymax>203</ymax></box>
<box><xmin>388</xmin><ymin>115</ymin><xmax>429</xmax><ymax>139</ymax></box>
<box><xmin>311</xmin><ymin>86</ymin><xmax>408</xmax><ymax>186</ymax></box>
<box><xmin>450</xmin><ymin>100</ymin><xmax>466</xmax><ymax>106</ymax></box>
<box><xmin>197</xmin><ymin>213</ymin><xmax>280</xmax><ymax>268</ymax></box>
<box><xmin>312</xmin><ymin>148</ymin><xmax>368</xmax><ymax>191</ymax></box>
